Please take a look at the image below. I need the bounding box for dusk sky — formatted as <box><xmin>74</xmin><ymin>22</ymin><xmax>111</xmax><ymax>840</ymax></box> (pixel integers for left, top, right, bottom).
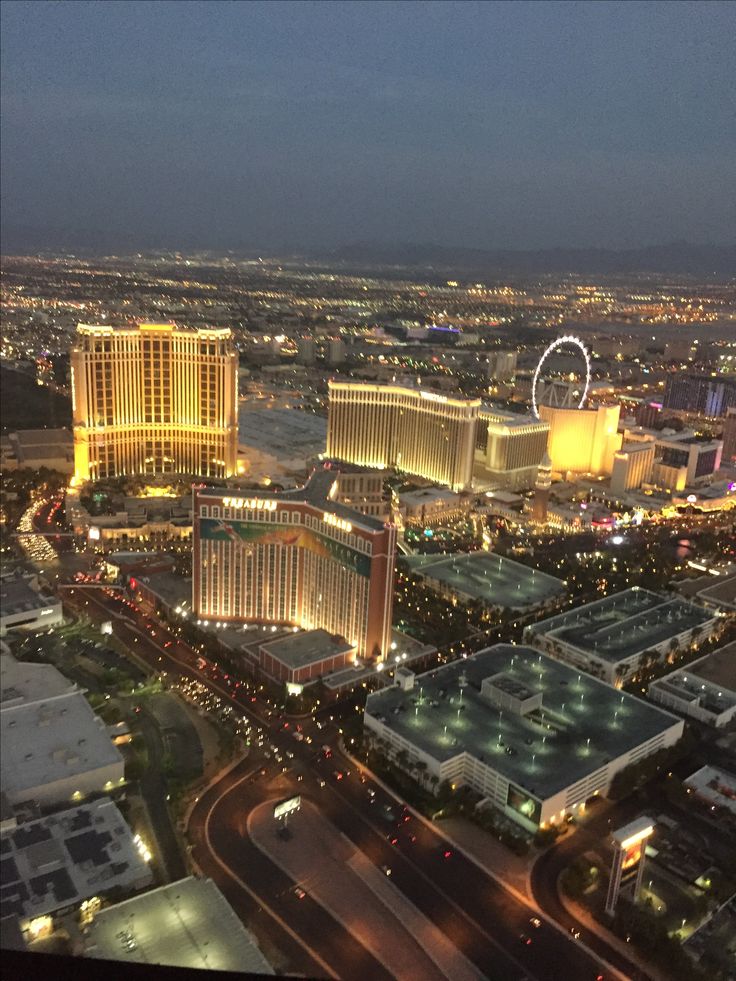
<box><xmin>1</xmin><ymin>0</ymin><xmax>734</xmax><ymax>253</ymax></box>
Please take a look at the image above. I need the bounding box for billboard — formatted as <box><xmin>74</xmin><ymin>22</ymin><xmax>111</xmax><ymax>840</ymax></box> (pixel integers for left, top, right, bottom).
<box><xmin>199</xmin><ymin>516</ymin><xmax>371</xmax><ymax>577</ymax></box>
<box><xmin>507</xmin><ymin>785</ymin><xmax>542</xmax><ymax>824</ymax></box>
<box><xmin>274</xmin><ymin>796</ymin><xmax>301</xmax><ymax>820</ymax></box>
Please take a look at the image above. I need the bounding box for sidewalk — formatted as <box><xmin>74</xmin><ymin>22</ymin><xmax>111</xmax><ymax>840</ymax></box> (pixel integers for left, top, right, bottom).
<box><xmin>249</xmin><ymin>799</ymin><xmax>483</xmax><ymax>981</ymax></box>
<box><xmin>559</xmin><ymin>889</ymin><xmax>661</xmax><ymax>981</ymax></box>
<box><xmin>436</xmin><ymin>816</ymin><xmax>534</xmax><ymax>900</ymax></box>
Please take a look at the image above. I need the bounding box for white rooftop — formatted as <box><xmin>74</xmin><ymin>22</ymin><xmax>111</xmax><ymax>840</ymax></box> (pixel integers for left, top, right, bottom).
<box><xmin>85</xmin><ymin>876</ymin><xmax>274</xmax><ymax>974</ymax></box>
<box><xmin>0</xmin><ymin>655</ymin><xmax>123</xmax><ymax>803</ymax></box>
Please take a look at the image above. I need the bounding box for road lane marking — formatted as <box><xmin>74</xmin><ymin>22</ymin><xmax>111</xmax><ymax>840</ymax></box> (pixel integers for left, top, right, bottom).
<box><xmin>201</xmin><ymin>771</ymin><xmax>339</xmax><ymax>980</ymax></box>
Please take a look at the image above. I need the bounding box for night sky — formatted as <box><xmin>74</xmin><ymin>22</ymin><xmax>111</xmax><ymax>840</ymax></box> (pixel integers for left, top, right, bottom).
<box><xmin>1</xmin><ymin>0</ymin><xmax>734</xmax><ymax>253</ymax></box>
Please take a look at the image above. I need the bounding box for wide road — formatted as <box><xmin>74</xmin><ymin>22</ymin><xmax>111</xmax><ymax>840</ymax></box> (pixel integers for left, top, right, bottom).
<box><xmin>63</xmin><ymin>584</ymin><xmax>630</xmax><ymax>981</ymax></box>
<box><xmin>531</xmin><ymin>804</ymin><xmax>653</xmax><ymax>981</ymax></box>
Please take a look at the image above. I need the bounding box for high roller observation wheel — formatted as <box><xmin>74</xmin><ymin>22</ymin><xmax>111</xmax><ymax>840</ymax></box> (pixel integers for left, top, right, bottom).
<box><xmin>531</xmin><ymin>334</ymin><xmax>591</xmax><ymax>419</ymax></box>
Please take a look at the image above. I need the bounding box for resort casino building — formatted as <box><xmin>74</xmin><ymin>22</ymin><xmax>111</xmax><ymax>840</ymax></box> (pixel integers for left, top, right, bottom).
<box><xmin>71</xmin><ymin>322</ymin><xmax>238</xmax><ymax>481</ymax></box>
<box><xmin>193</xmin><ymin>469</ymin><xmax>396</xmax><ymax>661</ymax></box>
<box><xmin>326</xmin><ymin>382</ymin><xmax>479</xmax><ymax>491</ymax></box>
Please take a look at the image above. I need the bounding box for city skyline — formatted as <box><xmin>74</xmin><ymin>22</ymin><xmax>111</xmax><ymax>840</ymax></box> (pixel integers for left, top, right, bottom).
<box><xmin>1</xmin><ymin>3</ymin><xmax>735</xmax><ymax>980</ymax></box>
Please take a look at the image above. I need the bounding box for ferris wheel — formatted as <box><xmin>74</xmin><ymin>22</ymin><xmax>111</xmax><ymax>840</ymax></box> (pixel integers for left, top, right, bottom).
<box><xmin>531</xmin><ymin>334</ymin><xmax>591</xmax><ymax>420</ymax></box>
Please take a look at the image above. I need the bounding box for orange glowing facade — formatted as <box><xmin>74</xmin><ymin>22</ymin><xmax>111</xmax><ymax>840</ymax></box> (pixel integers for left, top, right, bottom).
<box><xmin>193</xmin><ymin>468</ymin><xmax>396</xmax><ymax>661</ymax></box>
<box><xmin>71</xmin><ymin>322</ymin><xmax>238</xmax><ymax>481</ymax></box>
<box><xmin>326</xmin><ymin>382</ymin><xmax>479</xmax><ymax>491</ymax></box>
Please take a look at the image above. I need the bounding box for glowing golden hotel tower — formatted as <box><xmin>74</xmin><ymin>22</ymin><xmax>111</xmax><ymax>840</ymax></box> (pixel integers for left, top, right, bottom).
<box><xmin>326</xmin><ymin>382</ymin><xmax>479</xmax><ymax>491</ymax></box>
<box><xmin>71</xmin><ymin>322</ymin><xmax>238</xmax><ymax>482</ymax></box>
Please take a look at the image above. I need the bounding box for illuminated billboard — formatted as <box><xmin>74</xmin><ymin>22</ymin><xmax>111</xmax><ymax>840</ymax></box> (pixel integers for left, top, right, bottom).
<box><xmin>507</xmin><ymin>785</ymin><xmax>542</xmax><ymax>824</ymax></box>
<box><xmin>274</xmin><ymin>796</ymin><xmax>301</xmax><ymax>820</ymax></box>
<box><xmin>199</xmin><ymin>516</ymin><xmax>371</xmax><ymax>577</ymax></box>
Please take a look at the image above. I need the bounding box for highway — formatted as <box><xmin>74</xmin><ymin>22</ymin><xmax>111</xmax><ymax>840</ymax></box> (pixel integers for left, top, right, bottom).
<box><xmin>61</xmin><ymin>583</ymin><xmax>635</xmax><ymax>981</ymax></box>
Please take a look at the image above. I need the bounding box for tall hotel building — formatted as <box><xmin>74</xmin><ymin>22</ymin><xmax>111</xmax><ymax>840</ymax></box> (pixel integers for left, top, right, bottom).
<box><xmin>326</xmin><ymin>382</ymin><xmax>479</xmax><ymax>491</ymax></box>
<box><xmin>475</xmin><ymin>408</ymin><xmax>550</xmax><ymax>490</ymax></box>
<box><xmin>193</xmin><ymin>468</ymin><xmax>396</xmax><ymax>661</ymax></box>
<box><xmin>71</xmin><ymin>322</ymin><xmax>238</xmax><ymax>482</ymax></box>
<box><xmin>327</xmin><ymin>382</ymin><xmax>549</xmax><ymax>492</ymax></box>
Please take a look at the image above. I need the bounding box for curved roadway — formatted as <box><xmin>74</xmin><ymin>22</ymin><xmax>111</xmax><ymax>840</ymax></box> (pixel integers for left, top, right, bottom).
<box><xmin>63</xmin><ymin>583</ymin><xmax>648</xmax><ymax>981</ymax></box>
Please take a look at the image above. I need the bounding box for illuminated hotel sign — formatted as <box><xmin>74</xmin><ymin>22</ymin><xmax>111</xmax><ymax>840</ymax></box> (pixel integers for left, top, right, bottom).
<box><xmin>606</xmin><ymin>817</ymin><xmax>654</xmax><ymax>915</ymax></box>
<box><xmin>420</xmin><ymin>391</ymin><xmax>448</xmax><ymax>403</ymax></box>
<box><xmin>222</xmin><ymin>497</ymin><xmax>277</xmax><ymax>511</ymax></box>
<box><xmin>324</xmin><ymin>512</ymin><xmax>352</xmax><ymax>533</ymax></box>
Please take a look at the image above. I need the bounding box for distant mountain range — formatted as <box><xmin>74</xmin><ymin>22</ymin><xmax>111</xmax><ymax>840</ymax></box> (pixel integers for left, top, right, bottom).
<box><xmin>2</xmin><ymin>223</ymin><xmax>733</xmax><ymax>278</ymax></box>
<box><xmin>322</xmin><ymin>241</ymin><xmax>736</xmax><ymax>278</ymax></box>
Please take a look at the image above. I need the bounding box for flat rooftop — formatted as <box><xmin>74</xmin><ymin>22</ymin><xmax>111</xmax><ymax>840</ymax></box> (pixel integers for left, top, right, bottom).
<box><xmin>0</xmin><ymin>579</ymin><xmax>56</xmax><ymax>618</ymax></box>
<box><xmin>527</xmin><ymin>588</ymin><xmax>715</xmax><ymax>665</ymax></box>
<box><xmin>403</xmin><ymin>551</ymin><xmax>566</xmax><ymax>611</ymax></box>
<box><xmin>365</xmin><ymin>645</ymin><xmax>682</xmax><ymax>801</ymax></box>
<box><xmin>685</xmin><ymin>642</ymin><xmax>736</xmax><ymax>691</ymax></box>
<box><xmin>684</xmin><ymin>766</ymin><xmax>736</xmax><ymax>816</ymax></box>
<box><xmin>650</xmin><ymin>643</ymin><xmax>736</xmax><ymax>717</ymax></box>
<box><xmin>0</xmin><ymin>798</ymin><xmax>151</xmax><ymax>921</ymax></box>
<box><xmin>260</xmin><ymin>628</ymin><xmax>353</xmax><ymax>670</ymax></box>
<box><xmin>85</xmin><ymin>876</ymin><xmax>273</xmax><ymax>974</ymax></box>
<box><xmin>696</xmin><ymin>573</ymin><xmax>736</xmax><ymax>612</ymax></box>
<box><xmin>135</xmin><ymin>572</ymin><xmax>191</xmax><ymax>611</ymax></box>
<box><xmin>0</xmin><ymin>655</ymin><xmax>123</xmax><ymax>802</ymax></box>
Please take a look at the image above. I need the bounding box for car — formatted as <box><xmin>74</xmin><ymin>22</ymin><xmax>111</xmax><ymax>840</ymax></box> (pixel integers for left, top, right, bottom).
<box><xmin>529</xmin><ymin>917</ymin><xmax>541</xmax><ymax>928</ymax></box>
<box><xmin>570</xmin><ymin>927</ymin><xmax>581</xmax><ymax>940</ymax></box>
<box><xmin>381</xmin><ymin>865</ymin><xmax>392</xmax><ymax>876</ymax></box>
<box><xmin>519</xmin><ymin>933</ymin><xmax>532</xmax><ymax>946</ymax></box>
<box><xmin>407</xmin><ymin>833</ymin><xmax>417</xmax><ymax>844</ymax></box>
<box><xmin>441</xmin><ymin>848</ymin><xmax>453</xmax><ymax>859</ymax></box>
<box><xmin>388</xmin><ymin>835</ymin><xmax>399</xmax><ymax>846</ymax></box>
<box><xmin>333</xmin><ymin>770</ymin><xmax>343</xmax><ymax>781</ymax></box>
<box><xmin>317</xmin><ymin>779</ymin><xmax>326</xmax><ymax>788</ymax></box>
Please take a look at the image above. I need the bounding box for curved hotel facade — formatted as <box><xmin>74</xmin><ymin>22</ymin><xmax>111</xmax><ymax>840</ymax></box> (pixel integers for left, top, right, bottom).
<box><xmin>193</xmin><ymin>468</ymin><xmax>396</xmax><ymax>661</ymax></box>
<box><xmin>326</xmin><ymin>382</ymin><xmax>479</xmax><ymax>491</ymax></box>
<box><xmin>71</xmin><ymin>322</ymin><xmax>238</xmax><ymax>482</ymax></box>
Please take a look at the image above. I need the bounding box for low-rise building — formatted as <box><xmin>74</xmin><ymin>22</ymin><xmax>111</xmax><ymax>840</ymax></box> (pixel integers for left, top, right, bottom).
<box><xmin>0</xmin><ymin>578</ymin><xmax>63</xmax><ymax>637</ymax></box>
<box><xmin>129</xmin><ymin>571</ymin><xmax>192</xmax><ymax>619</ymax></box>
<box><xmin>255</xmin><ymin>629</ymin><xmax>356</xmax><ymax>686</ymax></box>
<box><xmin>67</xmin><ymin>492</ymin><xmax>192</xmax><ymax>551</ymax></box>
<box><xmin>399</xmin><ymin>487</ymin><xmax>471</xmax><ymax>526</ymax></box>
<box><xmin>403</xmin><ymin>551</ymin><xmax>566</xmax><ymax>612</ymax></box>
<box><xmin>524</xmin><ymin>587</ymin><xmax>720</xmax><ymax>686</ymax></box>
<box><xmin>4</xmin><ymin>429</ymin><xmax>74</xmax><ymax>474</ymax></box>
<box><xmin>683</xmin><ymin>765</ymin><xmax>736</xmax><ymax>816</ymax></box>
<box><xmin>648</xmin><ymin>643</ymin><xmax>736</xmax><ymax>728</ymax></box>
<box><xmin>364</xmin><ymin>645</ymin><xmax>684</xmax><ymax>831</ymax></box>
<box><xmin>84</xmin><ymin>876</ymin><xmax>273</xmax><ymax>974</ymax></box>
<box><xmin>0</xmin><ymin>654</ymin><xmax>124</xmax><ymax>808</ymax></box>
<box><xmin>0</xmin><ymin>797</ymin><xmax>153</xmax><ymax>936</ymax></box>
